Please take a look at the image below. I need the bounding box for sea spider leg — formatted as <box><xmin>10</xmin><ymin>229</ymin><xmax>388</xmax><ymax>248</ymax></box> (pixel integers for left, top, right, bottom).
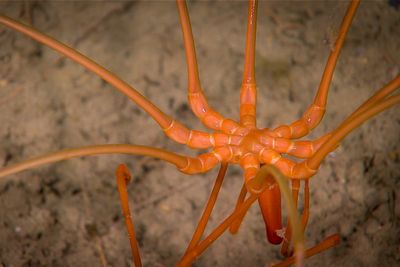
<box><xmin>0</xmin><ymin>15</ymin><xmax>217</xmax><ymax>150</ymax></box>
<box><xmin>228</xmin><ymin>183</ymin><xmax>247</xmax><ymax>234</ymax></box>
<box><xmin>182</xmin><ymin>163</ymin><xmax>228</xmax><ymax>256</ymax></box>
<box><xmin>281</xmin><ymin>180</ymin><xmax>311</xmax><ymax>257</ymax></box>
<box><xmin>178</xmin><ymin>166</ymin><xmax>299</xmax><ymax>266</ymax></box>
<box><xmin>280</xmin><ymin>180</ymin><xmax>301</xmax><ymax>256</ymax></box>
<box><xmin>255</xmin><ymin>166</ymin><xmax>305</xmax><ymax>267</ymax></box>
<box><xmin>240</xmin><ymin>0</ymin><xmax>258</xmax><ymax>129</ymax></box>
<box><xmin>307</xmin><ymin>93</ymin><xmax>400</xmax><ymax>171</ymax></box>
<box><xmin>277</xmin><ymin>82</ymin><xmax>400</xmax><ymax>261</ymax></box>
<box><xmin>116</xmin><ymin>163</ymin><xmax>231</xmax><ymax>267</ymax></box>
<box><xmin>257</xmin><ymin>133</ymin><xmax>331</xmax><ymax>158</ymax></box>
<box><xmin>239</xmin><ymin>0</ymin><xmax>292</xmax><ymax>240</ymax></box>
<box><xmin>266</xmin><ymin>77</ymin><xmax>400</xmax><ymax>253</ymax></box>
<box><xmin>272</xmin><ymin>234</ymin><xmax>340</xmax><ymax>267</ymax></box>
<box><xmin>115</xmin><ymin>164</ymin><xmax>142</xmax><ymax>267</ymax></box>
<box><xmin>343</xmin><ymin>75</ymin><xmax>400</xmax><ymax>124</ymax></box>
<box><xmin>176</xmin><ymin>0</ymin><xmax>246</xmax><ymax>135</ymax></box>
<box><xmin>178</xmin><ymin>145</ymin><xmax>232</xmax><ymax>174</ymax></box>
<box><xmin>259</xmin><ymin>90</ymin><xmax>399</xmax><ymax>180</ymax></box>
<box><xmin>0</xmin><ymin>145</ymin><xmax>188</xmax><ymax>179</ymax></box>
<box><xmin>259</xmin><ymin>149</ymin><xmax>317</xmax><ymax>179</ymax></box>
<box><xmin>301</xmin><ymin>180</ymin><xmax>310</xmax><ymax>232</ymax></box>
<box><xmin>273</xmin><ymin>0</ymin><xmax>360</xmax><ymax>139</ymax></box>
<box><xmin>0</xmin><ymin>144</ymin><xmax>245</xmax><ymax>182</ymax></box>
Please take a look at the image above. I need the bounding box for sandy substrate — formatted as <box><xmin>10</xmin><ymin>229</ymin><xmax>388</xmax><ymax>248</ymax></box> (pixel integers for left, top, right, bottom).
<box><xmin>0</xmin><ymin>1</ymin><xmax>399</xmax><ymax>267</ymax></box>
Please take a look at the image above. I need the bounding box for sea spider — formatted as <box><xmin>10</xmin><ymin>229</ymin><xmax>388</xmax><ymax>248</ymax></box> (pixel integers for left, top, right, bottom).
<box><xmin>0</xmin><ymin>0</ymin><xmax>400</xmax><ymax>266</ymax></box>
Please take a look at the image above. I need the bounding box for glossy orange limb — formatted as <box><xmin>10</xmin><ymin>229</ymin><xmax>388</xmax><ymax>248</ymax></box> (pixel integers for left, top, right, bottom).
<box><xmin>115</xmin><ymin>164</ymin><xmax>142</xmax><ymax>267</ymax></box>
<box><xmin>0</xmin><ymin>0</ymin><xmax>399</xmax><ymax>266</ymax></box>
<box><xmin>180</xmin><ymin>165</ymin><xmax>304</xmax><ymax>267</ymax></box>
<box><xmin>229</xmin><ymin>184</ymin><xmax>247</xmax><ymax>234</ymax></box>
<box><xmin>307</xmin><ymin>93</ymin><xmax>400</xmax><ymax>171</ymax></box>
<box><xmin>281</xmin><ymin>180</ymin><xmax>310</xmax><ymax>257</ymax></box>
<box><xmin>301</xmin><ymin>180</ymin><xmax>310</xmax><ymax>231</ymax></box>
<box><xmin>240</xmin><ymin>0</ymin><xmax>258</xmax><ymax>128</ymax></box>
<box><xmin>0</xmin><ymin>145</ymin><xmax>188</xmax><ymax>178</ymax></box>
<box><xmin>273</xmin><ymin>0</ymin><xmax>360</xmax><ymax>139</ymax></box>
<box><xmin>344</xmin><ymin>75</ymin><xmax>400</xmax><ymax>124</ymax></box>
<box><xmin>272</xmin><ymin>234</ymin><xmax>340</xmax><ymax>267</ymax></box>
<box><xmin>252</xmin><ymin>165</ymin><xmax>305</xmax><ymax>267</ymax></box>
<box><xmin>280</xmin><ymin>180</ymin><xmax>301</xmax><ymax>256</ymax></box>
<box><xmin>177</xmin><ymin>0</ymin><xmax>246</xmax><ymax>136</ymax></box>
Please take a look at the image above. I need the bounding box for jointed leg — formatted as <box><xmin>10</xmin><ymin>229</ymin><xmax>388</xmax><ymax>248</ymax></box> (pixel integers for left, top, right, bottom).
<box><xmin>0</xmin><ymin>15</ymin><xmax>216</xmax><ymax>150</ymax></box>
<box><xmin>280</xmin><ymin>180</ymin><xmax>300</xmax><ymax>256</ymax></box>
<box><xmin>262</xmin><ymin>79</ymin><xmax>398</xmax><ymax>179</ymax></box>
<box><xmin>273</xmin><ymin>0</ymin><xmax>361</xmax><ymax>139</ymax></box>
<box><xmin>229</xmin><ymin>183</ymin><xmax>248</xmax><ymax>234</ymax></box>
<box><xmin>307</xmin><ymin>93</ymin><xmax>400</xmax><ymax>171</ymax></box>
<box><xmin>178</xmin><ymin>166</ymin><xmax>296</xmax><ymax>266</ymax></box>
<box><xmin>240</xmin><ymin>0</ymin><xmax>258</xmax><ymax>128</ymax></box>
<box><xmin>343</xmin><ymin>75</ymin><xmax>400</xmax><ymax>125</ymax></box>
<box><xmin>301</xmin><ymin>180</ymin><xmax>310</xmax><ymax>231</ymax></box>
<box><xmin>258</xmin><ymin>134</ymin><xmax>331</xmax><ymax>158</ymax></box>
<box><xmin>176</xmin><ymin>0</ymin><xmax>246</xmax><ymax>135</ymax></box>
<box><xmin>281</xmin><ymin>180</ymin><xmax>310</xmax><ymax>257</ymax></box>
<box><xmin>305</xmin><ymin>75</ymin><xmax>399</xmax><ymax>170</ymax></box>
<box><xmin>240</xmin><ymin>153</ymin><xmax>261</xmax><ymax>193</ymax></box>
<box><xmin>254</xmin><ymin>166</ymin><xmax>304</xmax><ymax>267</ymax></box>
<box><xmin>0</xmin><ymin>143</ymin><xmax>237</xmax><ymax>181</ymax></box>
<box><xmin>0</xmin><ymin>144</ymin><xmax>190</xmax><ymax>179</ymax></box>
<box><xmin>259</xmin><ymin>149</ymin><xmax>318</xmax><ymax>179</ymax></box>
<box><xmin>0</xmin><ymin>16</ymin><xmax>171</xmax><ymax>129</ymax></box>
<box><xmin>272</xmin><ymin>234</ymin><xmax>340</xmax><ymax>267</ymax></box>
<box><xmin>115</xmin><ymin>164</ymin><xmax>142</xmax><ymax>267</ymax></box>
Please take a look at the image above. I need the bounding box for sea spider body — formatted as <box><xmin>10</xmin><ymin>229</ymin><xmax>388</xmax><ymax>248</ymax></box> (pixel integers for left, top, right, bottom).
<box><xmin>0</xmin><ymin>0</ymin><xmax>399</xmax><ymax>266</ymax></box>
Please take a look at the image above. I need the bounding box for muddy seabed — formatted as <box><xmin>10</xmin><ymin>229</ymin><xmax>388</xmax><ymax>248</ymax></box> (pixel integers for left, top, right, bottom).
<box><xmin>0</xmin><ymin>1</ymin><xmax>399</xmax><ymax>267</ymax></box>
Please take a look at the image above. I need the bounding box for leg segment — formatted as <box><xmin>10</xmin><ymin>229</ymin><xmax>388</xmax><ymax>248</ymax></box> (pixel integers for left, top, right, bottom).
<box><xmin>280</xmin><ymin>180</ymin><xmax>300</xmax><ymax>256</ymax></box>
<box><xmin>273</xmin><ymin>0</ymin><xmax>361</xmax><ymax>139</ymax></box>
<box><xmin>254</xmin><ymin>165</ymin><xmax>304</xmax><ymax>267</ymax></box>
<box><xmin>258</xmin><ymin>134</ymin><xmax>331</xmax><ymax>158</ymax></box>
<box><xmin>0</xmin><ymin>15</ymin><xmax>170</xmax><ymax>129</ymax></box>
<box><xmin>240</xmin><ymin>153</ymin><xmax>261</xmax><ymax>193</ymax></box>
<box><xmin>240</xmin><ymin>0</ymin><xmax>258</xmax><ymax>128</ymax></box>
<box><xmin>115</xmin><ymin>164</ymin><xmax>142</xmax><ymax>267</ymax></box>
<box><xmin>281</xmin><ymin>180</ymin><xmax>310</xmax><ymax>257</ymax></box>
<box><xmin>176</xmin><ymin>0</ymin><xmax>245</xmax><ymax>135</ymax></box>
<box><xmin>229</xmin><ymin>183</ymin><xmax>248</xmax><ymax>234</ymax></box>
<box><xmin>0</xmin><ymin>15</ymin><xmax>216</xmax><ymax>149</ymax></box>
<box><xmin>163</xmin><ymin>121</ymin><xmax>244</xmax><ymax>149</ymax></box>
<box><xmin>301</xmin><ymin>180</ymin><xmax>310</xmax><ymax>231</ymax></box>
<box><xmin>259</xmin><ymin>149</ymin><xmax>318</xmax><ymax>179</ymax></box>
<box><xmin>272</xmin><ymin>234</ymin><xmax>340</xmax><ymax>267</ymax></box>
<box><xmin>343</xmin><ymin>75</ymin><xmax>400</xmax><ymax>124</ymax></box>
<box><xmin>0</xmin><ymin>144</ymin><xmax>189</xmax><ymax>179</ymax></box>
<box><xmin>179</xmin><ymin>146</ymin><xmax>233</xmax><ymax>174</ymax></box>
<box><xmin>307</xmin><ymin>93</ymin><xmax>400</xmax><ymax>171</ymax></box>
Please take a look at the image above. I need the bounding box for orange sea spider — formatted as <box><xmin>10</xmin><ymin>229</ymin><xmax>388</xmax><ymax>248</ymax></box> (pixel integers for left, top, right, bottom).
<box><xmin>0</xmin><ymin>0</ymin><xmax>399</xmax><ymax>266</ymax></box>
